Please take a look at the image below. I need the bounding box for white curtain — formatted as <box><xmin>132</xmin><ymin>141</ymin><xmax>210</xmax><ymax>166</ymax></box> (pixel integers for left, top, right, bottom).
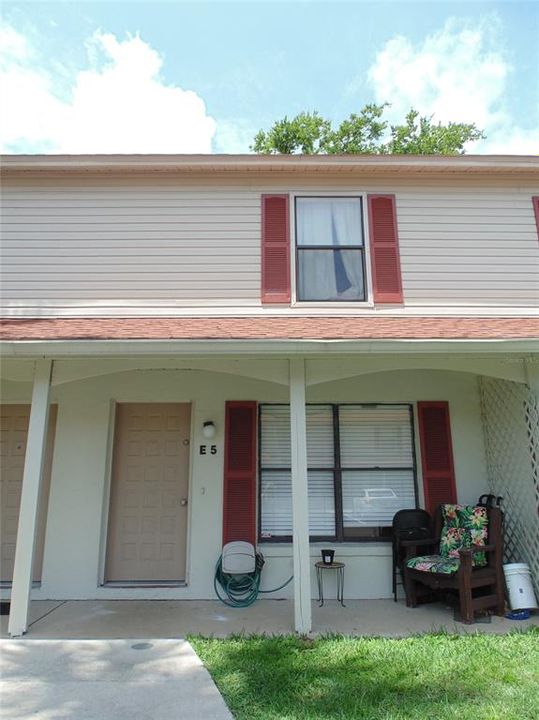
<box><xmin>332</xmin><ymin>201</ymin><xmax>363</xmax><ymax>298</ymax></box>
<box><xmin>297</xmin><ymin>199</ymin><xmax>335</xmax><ymax>246</ymax></box>
<box><xmin>297</xmin><ymin>200</ymin><xmax>337</xmax><ymax>298</ymax></box>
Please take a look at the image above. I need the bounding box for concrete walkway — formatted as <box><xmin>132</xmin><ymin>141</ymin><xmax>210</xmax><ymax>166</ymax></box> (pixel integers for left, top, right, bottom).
<box><xmin>2</xmin><ymin>601</ymin><xmax>536</xmax><ymax>720</ymax></box>
<box><xmin>0</xmin><ymin>639</ymin><xmax>233</xmax><ymax>720</ymax></box>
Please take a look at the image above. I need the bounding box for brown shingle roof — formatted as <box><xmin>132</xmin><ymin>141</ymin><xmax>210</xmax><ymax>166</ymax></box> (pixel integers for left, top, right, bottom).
<box><xmin>1</xmin><ymin>317</ymin><xmax>538</xmax><ymax>341</ymax></box>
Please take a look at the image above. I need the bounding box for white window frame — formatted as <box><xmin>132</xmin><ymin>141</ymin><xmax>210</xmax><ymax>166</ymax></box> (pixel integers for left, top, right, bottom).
<box><xmin>289</xmin><ymin>191</ymin><xmax>374</xmax><ymax>307</ymax></box>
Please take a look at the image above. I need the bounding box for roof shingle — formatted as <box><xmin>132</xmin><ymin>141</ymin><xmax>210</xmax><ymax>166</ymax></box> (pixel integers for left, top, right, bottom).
<box><xmin>1</xmin><ymin>316</ymin><xmax>538</xmax><ymax>341</ymax></box>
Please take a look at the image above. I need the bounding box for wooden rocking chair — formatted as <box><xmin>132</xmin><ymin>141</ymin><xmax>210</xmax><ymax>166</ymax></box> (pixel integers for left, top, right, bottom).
<box><xmin>402</xmin><ymin>504</ymin><xmax>505</xmax><ymax>624</ymax></box>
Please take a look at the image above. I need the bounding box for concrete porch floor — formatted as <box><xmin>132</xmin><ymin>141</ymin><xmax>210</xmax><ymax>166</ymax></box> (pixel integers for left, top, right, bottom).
<box><xmin>2</xmin><ymin>599</ymin><xmax>538</xmax><ymax>638</ymax></box>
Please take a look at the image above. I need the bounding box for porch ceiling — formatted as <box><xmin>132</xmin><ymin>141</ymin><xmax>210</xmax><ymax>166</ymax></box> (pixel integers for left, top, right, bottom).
<box><xmin>0</xmin><ymin>353</ymin><xmax>531</xmax><ymax>385</ymax></box>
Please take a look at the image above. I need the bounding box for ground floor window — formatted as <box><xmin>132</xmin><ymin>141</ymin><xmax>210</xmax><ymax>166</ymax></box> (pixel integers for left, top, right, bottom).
<box><xmin>259</xmin><ymin>404</ymin><xmax>417</xmax><ymax>541</ymax></box>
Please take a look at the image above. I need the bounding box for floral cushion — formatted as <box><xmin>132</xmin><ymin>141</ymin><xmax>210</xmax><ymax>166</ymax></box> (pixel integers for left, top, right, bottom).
<box><xmin>439</xmin><ymin>525</ymin><xmax>465</xmax><ymax>559</ymax></box>
<box><xmin>407</xmin><ymin>505</ymin><xmax>488</xmax><ymax>575</ymax></box>
<box><xmin>457</xmin><ymin>505</ymin><xmax>489</xmax><ymax>566</ymax></box>
<box><xmin>406</xmin><ymin>554</ymin><xmax>461</xmax><ymax>574</ymax></box>
<box><xmin>440</xmin><ymin>504</ymin><xmax>488</xmax><ymax>567</ymax></box>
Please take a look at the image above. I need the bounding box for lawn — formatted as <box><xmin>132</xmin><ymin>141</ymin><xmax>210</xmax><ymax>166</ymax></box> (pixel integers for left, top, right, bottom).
<box><xmin>191</xmin><ymin>629</ymin><xmax>539</xmax><ymax>720</ymax></box>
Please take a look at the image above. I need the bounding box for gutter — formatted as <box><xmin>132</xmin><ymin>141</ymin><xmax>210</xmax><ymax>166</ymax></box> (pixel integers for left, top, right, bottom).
<box><xmin>1</xmin><ymin>338</ymin><xmax>538</xmax><ymax>358</ymax></box>
<box><xmin>3</xmin><ymin>153</ymin><xmax>539</xmax><ymax>176</ymax></box>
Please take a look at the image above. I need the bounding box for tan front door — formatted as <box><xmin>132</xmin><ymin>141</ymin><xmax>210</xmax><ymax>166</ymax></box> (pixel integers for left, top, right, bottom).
<box><xmin>105</xmin><ymin>403</ymin><xmax>191</xmax><ymax>583</ymax></box>
<box><xmin>0</xmin><ymin>404</ymin><xmax>57</xmax><ymax>583</ymax></box>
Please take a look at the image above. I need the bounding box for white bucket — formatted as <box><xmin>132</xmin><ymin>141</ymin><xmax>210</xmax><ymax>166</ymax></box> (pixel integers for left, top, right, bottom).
<box><xmin>503</xmin><ymin>563</ymin><xmax>538</xmax><ymax>610</ymax></box>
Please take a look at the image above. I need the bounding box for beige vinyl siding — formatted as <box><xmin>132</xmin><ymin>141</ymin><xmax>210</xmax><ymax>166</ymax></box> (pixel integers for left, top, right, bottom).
<box><xmin>1</xmin><ymin>186</ymin><xmax>261</xmax><ymax>308</ymax></box>
<box><xmin>1</xmin><ymin>177</ymin><xmax>538</xmax><ymax>315</ymax></box>
<box><xmin>396</xmin><ymin>190</ymin><xmax>539</xmax><ymax>304</ymax></box>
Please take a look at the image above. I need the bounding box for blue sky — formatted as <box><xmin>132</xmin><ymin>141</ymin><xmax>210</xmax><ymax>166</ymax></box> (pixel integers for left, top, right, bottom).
<box><xmin>1</xmin><ymin>0</ymin><xmax>537</xmax><ymax>153</ymax></box>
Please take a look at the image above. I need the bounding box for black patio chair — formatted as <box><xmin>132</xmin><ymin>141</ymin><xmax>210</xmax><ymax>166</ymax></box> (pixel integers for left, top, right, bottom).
<box><xmin>392</xmin><ymin>509</ymin><xmax>432</xmax><ymax>602</ymax></box>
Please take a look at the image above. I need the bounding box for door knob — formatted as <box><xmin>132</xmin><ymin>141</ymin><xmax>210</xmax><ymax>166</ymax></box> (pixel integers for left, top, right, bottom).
<box><xmin>180</xmin><ymin>498</ymin><xmax>188</xmax><ymax>506</ymax></box>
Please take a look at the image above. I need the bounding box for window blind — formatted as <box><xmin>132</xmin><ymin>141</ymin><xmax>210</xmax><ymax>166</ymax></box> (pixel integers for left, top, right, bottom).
<box><xmin>260</xmin><ymin>470</ymin><xmax>335</xmax><ymax>537</ymax></box>
<box><xmin>260</xmin><ymin>405</ymin><xmax>334</xmax><ymax>468</ymax></box>
<box><xmin>342</xmin><ymin>469</ymin><xmax>415</xmax><ymax>527</ymax></box>
<box><xmin>339</xmin><ymin>405</ymin><xmax>413</xmax><ymax>468</ymax></box>
<box><xmin>259</xmin><ymin>404</ymin><xmax>416</xmax><ymax>539</ymax></box>
<box><xmin>340</xmin><ymin>406</ymin><xmax>415</xmax><ymax>529</ymax></box>
<box><xmin>260</xmin><ymin>405</ymin><xmax>291</xmax><ymax>468</ymax></box>
<box><xmin>260</xmin><ymin>405</ymin><xmax>334</xmax><ymax>537</ymax></box>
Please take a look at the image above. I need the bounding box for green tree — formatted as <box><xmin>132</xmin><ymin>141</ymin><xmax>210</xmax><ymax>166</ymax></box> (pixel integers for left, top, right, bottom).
<box><xmin>251</xmin><ymin>112</ymin><xmax>332</xmax><ymax>155</ymax></box>
<box><xmin>387</xmin><ymin>109</ymin><xmax>484</xmax><ymax>154</ymax></box>
<box><xmin>251</xmin><ymin>104</ymin><xmax>484</xmax><ymax>155</ymax></box>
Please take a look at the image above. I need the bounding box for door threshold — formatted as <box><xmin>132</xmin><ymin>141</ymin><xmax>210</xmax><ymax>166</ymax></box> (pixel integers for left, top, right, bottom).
<box><xmin>102</xmin><ymin>581</ymin><xmax>187</xmax><ymax>588</ymax></box>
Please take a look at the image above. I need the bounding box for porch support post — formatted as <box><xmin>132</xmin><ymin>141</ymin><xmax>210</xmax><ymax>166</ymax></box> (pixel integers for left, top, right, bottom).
<box><xmin>8</xmin><ymin>359</ymin><xmax>53</xmax><ymax>637</ymax></box>
<box><xmin>289</xmin><ymin>358</ymin><xmax>312</xmax><ymax>635</ymax></box>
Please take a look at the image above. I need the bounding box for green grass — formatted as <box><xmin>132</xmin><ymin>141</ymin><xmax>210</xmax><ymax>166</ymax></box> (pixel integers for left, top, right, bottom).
<box><xmin>190</xmin><ymin>629</ymin><xmax>539</xmax><ymax>720</ymax></box>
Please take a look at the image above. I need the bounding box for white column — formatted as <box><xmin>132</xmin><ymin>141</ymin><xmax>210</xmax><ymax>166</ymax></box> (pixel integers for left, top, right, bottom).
<box><xmin>289</xmin><ymin>358</ymin><xmax>312</xmax><ymax>634</ymax></box>
<box><xmin>8</xmin><ymin>359</ymin><xmax>53</xmax><ymax>637</ymax></box>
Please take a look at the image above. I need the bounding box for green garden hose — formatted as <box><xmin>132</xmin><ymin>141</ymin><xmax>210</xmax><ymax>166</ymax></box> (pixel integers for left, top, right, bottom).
<box><xmin>214</xmin><ymin>553</ymin><xmax>293</xmax><ymax>608</ymax></box>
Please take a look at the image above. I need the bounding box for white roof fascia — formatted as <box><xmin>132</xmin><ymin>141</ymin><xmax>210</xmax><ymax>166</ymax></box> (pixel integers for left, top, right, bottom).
<box><xmin>3</xmin><ymin>153</ymin><xmax>539</xmax><ymax>176</ymax></box>
<box><xmin>1</xmin><ymin>338</ymin><xmax>538</xmax><ymax>358</ymax></box>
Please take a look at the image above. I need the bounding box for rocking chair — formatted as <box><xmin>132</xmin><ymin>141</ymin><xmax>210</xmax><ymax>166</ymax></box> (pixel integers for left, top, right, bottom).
<box><xmin>402</xmin><ymin>504</ymin><xmax>505</xmax><ymax>624</ymax></box>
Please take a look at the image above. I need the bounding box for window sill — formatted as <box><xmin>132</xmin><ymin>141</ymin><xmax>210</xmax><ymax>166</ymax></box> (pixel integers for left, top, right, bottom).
<box><xmin>101</xmin><ymin>581</ymin><xmax>187</xmax><ymax>588</ymax></box>
<box><xmin>259</xmin><ymin>542</ymin><xmax>392</xmax><ymax>558</ymax></box>
<box><xmin>292</xmin><ymin>301</ymin><xmax>374</xmax><ymax>309</ymax></box>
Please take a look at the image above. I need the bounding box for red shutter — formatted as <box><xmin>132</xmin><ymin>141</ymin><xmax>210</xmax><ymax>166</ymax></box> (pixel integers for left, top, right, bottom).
<box><xmin>261</xmin><ymin>194</ymin><xmax>290</xmax><ymax>303</ymax></box>
<box><xmin>533</xmin><ymin>197</ymin><xmax>539</xmax><ymax>242</ymax></box>
<box><xmin>417</xmin><ymin>401</ymin><xmax>457</xmax><ymax>515</ymax></box>
<box><xmin>367</xmin><ymin>194</ymin><xmax>403</xmax><ymax>303</ymax></box>
<box><xmin>223</xmin><ymin>401</ymin><xmax>257</xmax><ymax>546</ymax></box>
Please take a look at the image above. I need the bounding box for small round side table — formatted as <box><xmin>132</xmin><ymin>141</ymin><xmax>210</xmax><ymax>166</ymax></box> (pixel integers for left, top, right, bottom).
<box><xmin>315</xmin><ymin>561</ymin><xmax>346</xmax><ymax>607</ymax></box>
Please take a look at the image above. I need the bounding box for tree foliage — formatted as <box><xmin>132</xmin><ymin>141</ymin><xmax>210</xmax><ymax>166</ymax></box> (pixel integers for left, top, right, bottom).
<box><xmin>251</xmin><ymin>104</ymin><xmax>484</xmax><ymax>155</ymax></box>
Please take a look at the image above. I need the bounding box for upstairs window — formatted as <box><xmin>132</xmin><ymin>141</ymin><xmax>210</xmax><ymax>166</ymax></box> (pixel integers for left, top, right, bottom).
<box><xmin>295</xmin><ymin>197</ymin><xmax>366</xmax><ymax>301</ymax></box>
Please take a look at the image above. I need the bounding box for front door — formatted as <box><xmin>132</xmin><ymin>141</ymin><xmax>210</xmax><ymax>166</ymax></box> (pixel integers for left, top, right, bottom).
<box><xmin>105</xmin><ymin>403</ymin><xmax>191</xmax><ymax>583</ymax></box>
<box><xmin>0</xmin><ymin>404</ymin><xmax>57</xmax><ymax>583</ymax></box>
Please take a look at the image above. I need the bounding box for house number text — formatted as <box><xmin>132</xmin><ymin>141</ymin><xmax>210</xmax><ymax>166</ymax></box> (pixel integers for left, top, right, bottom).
<box><xmin>199</xmin><ymin>445</ymin><xmax>217</xmax><ymax>455</ymax></box>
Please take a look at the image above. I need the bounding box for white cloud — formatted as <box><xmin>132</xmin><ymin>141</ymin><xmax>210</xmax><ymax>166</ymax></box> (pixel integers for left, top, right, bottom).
<box><xmin>0</xmin><ymin>22</ymin><xmax>32</xmax><ymax>63</ymax></box>
<box><xmin>0</xmin><ymin>24</ymin><xmax>216</xmax><ymax>153</ymax></box>
<box><xmin>366</xmin><ymin>17</ymin><xmax>538</xmax><ymax>154</ymax></box>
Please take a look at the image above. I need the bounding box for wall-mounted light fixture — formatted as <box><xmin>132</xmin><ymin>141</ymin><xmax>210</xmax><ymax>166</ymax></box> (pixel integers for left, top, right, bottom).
<box><xmin>202</xmin><ymin>421</ymin><xmax>216</xmax><ymax>439</ymax></box>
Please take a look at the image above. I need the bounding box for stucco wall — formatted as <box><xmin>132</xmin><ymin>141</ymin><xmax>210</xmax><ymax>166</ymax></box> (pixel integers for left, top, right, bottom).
<box><xmin>0</xmin><ymin>365</ymin><xmax>488</xmax><ymax>601</ymax></box>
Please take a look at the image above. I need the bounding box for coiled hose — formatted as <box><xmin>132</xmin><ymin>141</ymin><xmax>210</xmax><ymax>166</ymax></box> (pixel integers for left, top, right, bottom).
<box><xmin>214</xmin><ymin>553</ymin><xmax>293</xmax><ymax>608</ymax></box>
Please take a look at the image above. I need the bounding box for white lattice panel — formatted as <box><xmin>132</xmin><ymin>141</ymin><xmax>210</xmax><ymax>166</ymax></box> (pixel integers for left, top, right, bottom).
<box><xmin>479</xmin><ymin>377</ymin><xmax>539</xmax><ymax>595</ymax></box>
